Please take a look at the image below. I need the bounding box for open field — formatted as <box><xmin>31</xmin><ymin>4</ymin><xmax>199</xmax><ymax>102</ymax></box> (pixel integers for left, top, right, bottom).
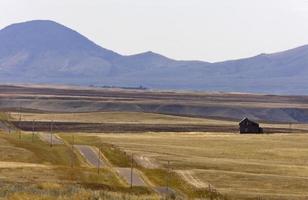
<box><xmin>0</xmin><ymin>112</ymin><xmax>162</xmax><ymax>199</ymax></box>
<box><xmin>10</xmin><ymin>111</ymin><xmax>308</xmax><ymax>133</ymax></box>
<box><xmin>69</xmin><ymin>132</ymin><xmax>308</xmax><ymax>199</ymax></box>
<box><xmin>9</xmin><ymin>111</ymin><xmax>218</xmax><ymax>124</ymax></box>
<box><xmin>3</xmin><ymin>85</ymin><xmax>308</xmax><ymax>199</ymax></box>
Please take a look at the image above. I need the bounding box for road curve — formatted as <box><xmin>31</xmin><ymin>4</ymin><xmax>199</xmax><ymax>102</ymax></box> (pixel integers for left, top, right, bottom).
<box><xmin>116</xmin><ymin>167</ymin><xmax>147</xmax><ymax>187</ymax></box>
<box><xmin>74</xmin><ymin>145</ymin><xmax>104</xmax><ymax>168</ymax></box>
<box><xmin>39</xmin><ymin>133</ymin><xmax>64</xmax><ymax>145</ymax></box>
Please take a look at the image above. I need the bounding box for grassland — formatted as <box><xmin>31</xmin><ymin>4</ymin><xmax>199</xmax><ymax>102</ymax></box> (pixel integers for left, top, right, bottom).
<box><xmin>4</xmin><ymin>108</ymin><xmax>308</xmax><ymax>199</ymax></box>
<box><xmin>10</xmin><ymin>111</ymin><xmax>231</xmax><ymax>125</ymax></box>
<box><xmin>59</xmin><ymin>134</ymin><xmax>223</xmax><ymax>199</ymax></box>
<box><xmin>74</xmin><ymin>132</ymin><xmax>308</xmax><ymax>199</ymax></box>
<box><xmin>11</xmin><ymin>111</ymin><xmax>308</xmax><ymax>132</ymax></box>
<box><xmin>0</xmin><ymin>115</ymin><xmax>162</xmax><ymax>200</ymax></box>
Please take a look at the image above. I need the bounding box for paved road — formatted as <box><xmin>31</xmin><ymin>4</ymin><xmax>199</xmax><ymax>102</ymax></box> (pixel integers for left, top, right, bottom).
<box><xmin>0</xmin><ymin>120</ymin><xmax>12</xmax><ymax>133</ymax></box>
<box><xmin>154</xmin><ymin>187</ymin><xmax>176</xmax><ymax>196</ymax></box>
<box><xmin>74</xmin><ymin>145</ymin><xmax>105</xmax><ymax>168</ymax></box>
<box><xmin>39</xmin><ymin>133</ymin><xmax>64</xmax><ymax>145</ymax></box>
<box><xmin>116</xmin><ymin>167</ymin><xmax>147</xmax><ymax>187</ymax></box>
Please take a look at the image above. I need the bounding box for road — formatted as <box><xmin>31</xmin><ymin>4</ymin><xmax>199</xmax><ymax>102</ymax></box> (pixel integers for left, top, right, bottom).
<box><xmin>116</xmin><ymin>167</ymin><xmax>147</xmax><ymax>187</ymax></box>
<box><xmin>154</xmin><ymin>187</ymin><xmax>176</xmax><ymax>196</ymax></box>
<box><xmin>0</xmin><ymin>120</ymin><xmax>12</xmax><ymax>133</ymax></box>
<box><xmin>74</xmin><ymin>145</ymin><xmax>105</xmax><ymax>168</ymax></box>
<box><xmin>38</xmin><ymin>133</ymin><xmax>64</xmax><ymax>145</ymax></box>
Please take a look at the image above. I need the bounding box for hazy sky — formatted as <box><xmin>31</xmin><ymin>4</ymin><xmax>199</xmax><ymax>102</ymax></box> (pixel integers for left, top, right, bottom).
<box><xmin>1</xmin><ymin>0</ymin><xmax>308</xmax><ymax>62</ymax></box>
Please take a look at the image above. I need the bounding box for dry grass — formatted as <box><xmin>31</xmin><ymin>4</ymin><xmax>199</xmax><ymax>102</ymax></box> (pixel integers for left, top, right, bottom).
<box><xmin>10</xmin><ymin>111</ymin><xmax>308</xmax><ymax>133</ymax></box>
<box><xmin>79</xmin><ymin>132</ymin><xmax>308</xmax><ymax>199</ymax></box>
<box><xmin>0</xmin><ymin>112</ymin><xmax>9</xmax><ymax>121</ymax></box>
<box><xmin>1</xmin><ymin>183</ymin><xmax>160</xmax><ymax>200</ymax></box>
<box><xmin>59</xmin><ymin>134</ymin><xmax>227</xmax><ymax>199</ymax></box>
<box><xmin>0</xmin><ymin>132</ymin><xmax>126</xmax><ymax>193</ymax></box>
<box><xmin>5</xmin><ymin>109</ymin><xmax>308</xmax><ymax>199</ymax></box>
<box><xmin>10</xmin><ymin>111</ymin><xmax>234</xmax><ymax>125</ymax></box>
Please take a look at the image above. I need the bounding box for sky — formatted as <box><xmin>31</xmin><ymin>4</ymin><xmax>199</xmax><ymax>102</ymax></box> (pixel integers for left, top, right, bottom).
<box><xmin>1</xmin><ymin>0</ymin><xmax>308</xmax><ymax>62</ymax></box>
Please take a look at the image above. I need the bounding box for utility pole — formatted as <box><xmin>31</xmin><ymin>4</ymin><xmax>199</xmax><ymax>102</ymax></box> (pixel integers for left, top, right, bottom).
<box><xmin>32</xmin><ymin>120</ymin><xmax>35</xmax><ymax>142</ymax></box>
<box><xmin>289</xmin><ymin>123</ymin><xmax>292</xmax><ymax>132</ymax></box>
<box><xmin>97</xmin><ymin>147</ymin><xmax>100</xmax><ymax>175</ymax></box>
<box><xmin>18</xmin><ymin>106</ymin><xmax>22</xmax><ymax>140</ymax></box>
<box><xmin>131</xmin><ymin>153</ymin><xmax>134</xmax><ymax>189</ymax></box>
<box><xmin>209</xmin><ymin>184</ymin><xmax>213</xmax><ymax>200</ymax></box>
<box><xmin>50</xmin><ymin>120</ymin><xmax>53</xmax><ymax>147</ymax></box>
<box><xmin>71</xmin><ymin>134</ymin><xmax>74</xmax><ymax>168</ymax></box>
<box><xmin>166</xmin><ymin>161</ymin><xmax>170</xmax><ymax>199</ymax></box>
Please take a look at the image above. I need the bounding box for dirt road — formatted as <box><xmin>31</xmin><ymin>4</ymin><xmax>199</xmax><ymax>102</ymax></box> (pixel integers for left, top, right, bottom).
<box><xmin>116</xmin><ymin>167</ymin><xmax>147</xmax><ymax>187</ymax></box>
<box><xmin>134</xmin><ymin>155</ymin><xmax>159</xmax><ymax>169</ymax></box>
<box><xmin>38</xmin><ymin>133</ymin><xmax>64</xmax><ymax>145</ymax></box>
<box><xmin>0</xmin><ymin>120</ymin><xmax>12</xmax><ymax>133</ymax></box>
<box><xmin>176</xmin><ymin>170</ymin><xmax>207</xmax><ymax>188</ymax></box>
<box><xmin>0</xmin><ymin>161</ymin><xmax>49</xmax><ymax>169</ymax></box>
<box><xmin>74</xmin><ymin>145</ymin><xmax>105</xmax><ymax>168</ymax></box>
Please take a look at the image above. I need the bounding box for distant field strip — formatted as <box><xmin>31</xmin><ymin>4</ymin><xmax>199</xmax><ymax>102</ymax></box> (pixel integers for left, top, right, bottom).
<box><xmin>10</xmin><ymin>112</ymin><xmax>220</xmax><ymax>124</ymax></box>
<box><xmin>11</xmin><ymin>112</ymin><xmax>308</xmax><ymax>133</ymax></box>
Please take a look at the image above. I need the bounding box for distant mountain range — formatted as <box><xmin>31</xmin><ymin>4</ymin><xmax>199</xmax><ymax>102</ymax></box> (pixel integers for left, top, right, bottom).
<box><xmin>1</xmin><ymin>20</ymin><xmax>308</xmax><ymax>94</ymax></box>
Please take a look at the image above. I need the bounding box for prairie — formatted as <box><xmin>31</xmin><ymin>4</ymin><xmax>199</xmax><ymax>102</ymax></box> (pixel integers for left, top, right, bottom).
<box><xmin>76</xmin><ymin>132</ymin><xmax>308</xmax><ymax>199</ymax></box>
<box><xmin>3</xmin><ymin>85</ymin><xmax>308</xmax><ymax>199</ymax></box>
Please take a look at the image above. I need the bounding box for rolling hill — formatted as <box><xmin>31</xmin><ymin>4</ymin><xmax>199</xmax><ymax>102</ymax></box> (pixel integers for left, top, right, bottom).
<box><xmin>1</xmin><ymin>20</ymin><xmax>308</xmax><ymax>94</ymax></box>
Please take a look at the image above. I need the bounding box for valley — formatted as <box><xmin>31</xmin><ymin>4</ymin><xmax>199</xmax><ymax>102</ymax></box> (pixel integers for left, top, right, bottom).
<box><xmin>1</xmin><ymin>85</ymin><xmax>308</xmax><ymax>199</ymax></box>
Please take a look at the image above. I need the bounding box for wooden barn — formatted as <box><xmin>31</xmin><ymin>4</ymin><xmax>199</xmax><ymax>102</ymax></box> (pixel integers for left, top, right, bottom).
<box><xmin>239</xmin><ymin>118</ymin><xmax>263</xmax><ymax>134</ymax></box>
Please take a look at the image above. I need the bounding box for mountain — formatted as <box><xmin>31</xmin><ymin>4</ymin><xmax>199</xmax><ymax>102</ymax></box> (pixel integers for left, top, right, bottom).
<box><xmin>1</xmin><ymin>20</ymin><xmax>308</xmax><ymax>94</ymax></box>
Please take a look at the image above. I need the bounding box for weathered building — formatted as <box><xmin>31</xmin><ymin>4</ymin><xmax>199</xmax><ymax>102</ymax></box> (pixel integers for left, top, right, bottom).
<box><xmin>239</xmin><ymin>118</ymin><xmax>263</xmax><ymax>134</ymax></box>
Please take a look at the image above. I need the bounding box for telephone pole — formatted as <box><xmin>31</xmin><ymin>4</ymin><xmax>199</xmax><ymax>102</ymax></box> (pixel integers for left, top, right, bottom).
<box><xmin>50</xmin><ymin>120</ymin><xmax>53</xmax><ymax>147</ymax></box>
<box><xmin>166</xmin><ymin>161</ymin><xmax>170</xmax><ymax>199</ymax></box>
<box><xmin>131</xmin><ymin>153</ymin><xmax>134</xmax><ymax>189</ymax></box>
<box><xmin>71</xmin><ymin>134</ymin><xmax>75</xmax><ymax>168</ymax></box>
<box><xmin>32</xmin><ymin>120</ymin><xmax>35</xmax><ymax>142</ymax></box>
<box><xmin>18</xmin><ymin>106</ymin><xmax>22</xmax><ymax>140</ymax></box>
<box><xmin>97</xmin><ymin>147</ymin><xmax>100</xmax><ymax>175</ymax></box>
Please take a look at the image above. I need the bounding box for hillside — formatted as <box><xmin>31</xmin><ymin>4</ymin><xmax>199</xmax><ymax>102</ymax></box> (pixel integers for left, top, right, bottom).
<box><xmin>3</xmin><ymin>85</ymin><xmax>308</xmax><ymax>123</ymax></box>
<box><xmin>1</xmin><ymin>20</ymin><xmax>308</xmax><ymax>94</ymax></box>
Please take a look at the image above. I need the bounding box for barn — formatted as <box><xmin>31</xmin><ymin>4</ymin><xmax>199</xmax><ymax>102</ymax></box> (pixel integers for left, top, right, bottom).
<box><xmin>239</xmin><ymin>118</ymin><xmax>263</xmax><ymax>134</ymax></box>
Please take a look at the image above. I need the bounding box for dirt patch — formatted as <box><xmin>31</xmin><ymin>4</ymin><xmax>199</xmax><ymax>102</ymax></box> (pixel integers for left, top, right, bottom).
<box><xmin>38</xmin><ymin>133</ymin><xmax>64</xmax><ymax>145</ymax></box>
<box><xmin>134</xmin><ymin>155</ymin><xmax>160</xmax><ymax>169</ymax></box>
<box><xmin>176</xmin><ymin>170</ymin><xmax>207</xmax><ymax>188</ymax></box>
<box><xmin>0</xmin><ymin>161</ymin><xmax>49</xmax><ymax>169</ymax></box>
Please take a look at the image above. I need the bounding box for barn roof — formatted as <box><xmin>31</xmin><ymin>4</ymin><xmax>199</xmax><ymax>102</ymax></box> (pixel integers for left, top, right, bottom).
<box><xmin>239</xmin><ymin>117</ymin><xmax>259</xmax><ymax>126</ymax></box>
